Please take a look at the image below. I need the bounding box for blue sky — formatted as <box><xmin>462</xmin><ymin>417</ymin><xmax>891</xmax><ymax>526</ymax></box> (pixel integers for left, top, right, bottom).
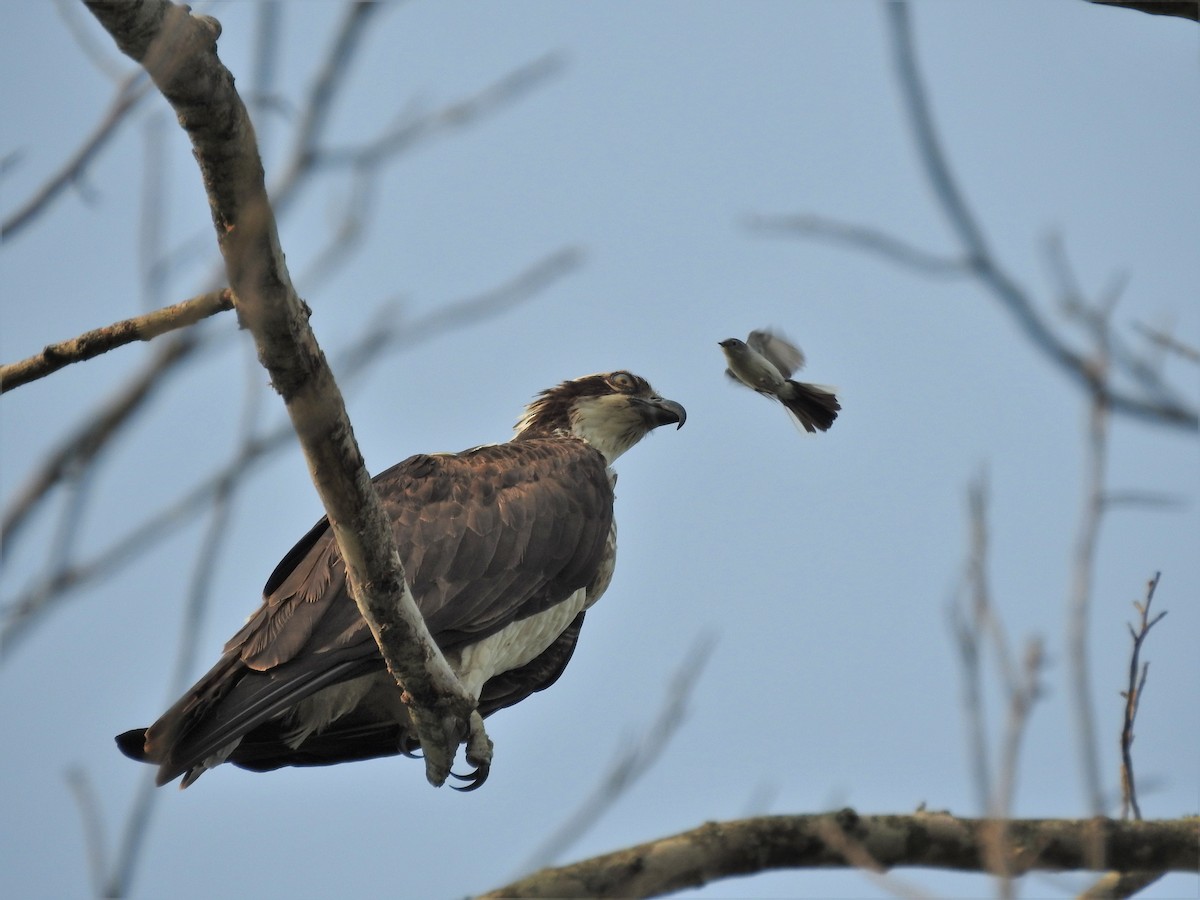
<box><xmin>2</xmin><ymin>3</ymin><xmax>1197</xmax><ymax>898</ymax></box>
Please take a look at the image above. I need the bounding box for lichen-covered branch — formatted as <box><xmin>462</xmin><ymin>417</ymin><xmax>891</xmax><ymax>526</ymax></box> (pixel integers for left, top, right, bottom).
<box><xmin>478</xmin><ymin>811</ymin><xmax>1200</xmax><ymax>900</ymax></box>
<box><xmin>82</xmin><ymin>0</ymin><xmax>473</xmax><ymax>786</ymax></box>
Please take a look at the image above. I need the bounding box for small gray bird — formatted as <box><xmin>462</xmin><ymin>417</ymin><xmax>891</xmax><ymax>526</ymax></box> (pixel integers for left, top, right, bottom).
<box><xmin>719</xmin><ymin>330</ymin><xmax>840</xmax><ymax>433</ymax></box>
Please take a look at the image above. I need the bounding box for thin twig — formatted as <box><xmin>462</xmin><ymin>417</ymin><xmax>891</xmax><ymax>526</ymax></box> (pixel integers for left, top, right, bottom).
<box><xmin>952</xmin><ymin>474</ymin><xmax>995</xmax><ymax>814</ymax></box>
<box><xmin>1131</xmin><ymin>323</ymin><xmax>1200</xmax><ymax>365</ymax></box>
<box><xmin>989</xmin><ymin>638</ymin><xmax>1045</xmax><ymax>899</ymax></box>
<box><xmin>1068</xmin><ymin>356</ymin><xmax>1111</xmax><ymax>818</ymax></box>
<box><xmin>752</xmin><ymin>1</ymin><xmax>1198</xmax><ymax>432</ymax></box>
<box><xmin>1</xmin><ymin>334</ymin><xmax>202</xmax><ymax>559</ymax></box>
<box><xmin>319</xmin><ymin>54</ymin><xmax>567</xmax><ymax>170</ymax></box>
<box><xmin>745</xmin><ymin>213</ymin><xmax>970</xmax><ymax>276</ymax></box>
<box><xmin>0</xmin><ymin>289</ymin><xmax>233</xmax><ymax>393</ymax></box>
<box><xmin>2</xmin><ymin>71</ymin><xmax>153</xmax><ymax>240</ymax></box>
<box><xmin>268</xmin><ymin>0</ymin><xmax>388</xmax><ymax>216</ymax></box>
<box><xmin>1119</xmin><ymin>573</ymin><xmax>1166</xmax><ymax>822</ymax></box>
<box><xmin>517</xmin><ymin>633</ymin><xmax>717</xmax><ymax>873</ymax></box>
<box><xmin>52</xmin><ymin>0</ymin><xmax>130</xmax><ymax>80</ymax></box>
<box><xmin>887</xmin><ymin>0</ymin><xmax>1196</xmax><ymax>431</ymax></box>
<box><xmin>137</xmin><ymin>113</ymin><xmax>169</xmax><ymax>313</ymax></box>
<box><xmin>104</xmin><ymin>346</ymin><xmax>266</xmax><ymax>899</ymax></box>
<box><xmin>64</xmin><ymin>768</ymin><xmax>110</xmax><ymax>898</ymax></box>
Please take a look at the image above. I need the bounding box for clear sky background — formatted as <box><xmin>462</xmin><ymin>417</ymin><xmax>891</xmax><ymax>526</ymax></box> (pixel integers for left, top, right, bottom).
<box><xmin>2</xmin><ymin>2</ymin><xmax>1197</xmax><ymax>898</ymax></box>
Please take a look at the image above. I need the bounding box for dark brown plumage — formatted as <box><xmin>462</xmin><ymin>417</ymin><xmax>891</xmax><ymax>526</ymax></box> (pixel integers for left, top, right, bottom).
<box><xmin>117</xmin><ymin>371</ymin><xmax>684</xmax><ymax>788</ymax></box>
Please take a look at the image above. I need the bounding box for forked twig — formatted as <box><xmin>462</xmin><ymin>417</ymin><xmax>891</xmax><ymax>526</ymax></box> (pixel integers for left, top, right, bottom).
<box><xmin>1120</xmin><ymin>573</ymin><xmax>1166</xmax><ymax>822</ymax></box>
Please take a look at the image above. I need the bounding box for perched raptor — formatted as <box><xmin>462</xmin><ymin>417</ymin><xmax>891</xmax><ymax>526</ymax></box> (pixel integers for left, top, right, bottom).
<box><xmin>117</xmin><ymin>371</ymin><xmax>685</xmax><ymax>789</ymax></box>
<box><xmin>719</xmin><ymin>329</ymin><xmax>840</xmax><ymax>433</ymax></box>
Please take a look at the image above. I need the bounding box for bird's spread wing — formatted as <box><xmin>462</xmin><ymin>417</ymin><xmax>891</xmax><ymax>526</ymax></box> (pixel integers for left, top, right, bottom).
<box><xmin>747</xmin><ymin>329</ymin><xmax>805</xmax><ymax>377</ymax></box>
<box><xmin>139</xmin><ymin>438</ymin><xmax>613</xmax><ymax>783</ymax></box>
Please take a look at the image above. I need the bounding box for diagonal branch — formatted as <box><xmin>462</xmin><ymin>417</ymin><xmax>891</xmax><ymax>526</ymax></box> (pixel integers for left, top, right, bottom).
<box><xmin>0</xmin><ymin>248</ymin><xmax>582</xmax><ymax>657</ymax></box>
<box><xmin>83</xmin><ymin>0</ymin><xmax>473</xmax><ymax>787</ymax></box>
<box><xmin>518</xmin><ymin>634</ymin><xmax>716</xmax><ymax>873</ymax></box>
<box><xmin>752</xmin><ymin>1</ymin><xmax>1197</xmax><ymax>433</ymax></box>
<box><xmin>745</xmin><ymin>213</ymin><xmax>970</xmax><ymax>276</ymax></box>
<box><xmin>0</xmin><ymin>334</ymin><xmax>200</xmax><ymax>560</ymax></box>
<box><xmin>2</xmin><ymin>71</ymin><xmax>153</xmax><ymax>240</ymax></box>
<box><xmin>0</xmin><ymin>289</ymin><xmax>233</xmax><ymax>393</ymax></box>
<box><xmin>884</xmin><ymin>1</ymin><xmax>1196</xmax><ymax>432</ymax></box>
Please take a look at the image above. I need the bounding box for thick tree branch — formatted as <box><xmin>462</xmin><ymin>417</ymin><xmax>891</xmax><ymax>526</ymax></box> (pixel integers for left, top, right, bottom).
<box><xmin>478</xmin><ymin>811</ymin><xmax>1200</xmax><ymax>899</ymax></box>
<box><xmin>0</xmin><ymin>248</ymin><xmax>581</xmax><ymax>657</ymax></box>
<box><xmin>82</xmin><ymin>0</ymin><xmax>473</xmax><ymax>786</ymax></box>
<box><xmin>0</xmin><ymin>289</ymin><xmax>233</xmax><ymax>393</ymax></box>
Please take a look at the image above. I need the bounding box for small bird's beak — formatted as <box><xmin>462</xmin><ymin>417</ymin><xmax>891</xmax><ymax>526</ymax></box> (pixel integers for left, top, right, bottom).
<box><xmin>642</xmin><ymin>396</ymin><xmax>687</xmax><ymax>430</ymax></box>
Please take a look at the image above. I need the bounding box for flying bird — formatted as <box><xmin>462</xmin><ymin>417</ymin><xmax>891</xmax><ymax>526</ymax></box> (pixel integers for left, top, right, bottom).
<box><xmin>719</xmin><ymin>329</ymin><xmax>839</xmax><ymax>433</ymax></box>
<box><xmin>116</xmin><ymin>371</ymin><xmax>685</xmax><ymax>789</ymax></box>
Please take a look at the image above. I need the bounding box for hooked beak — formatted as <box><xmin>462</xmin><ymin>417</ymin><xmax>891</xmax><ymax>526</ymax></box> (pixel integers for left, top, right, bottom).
<box><xmin>640</xmin><ymin>395</ymin><xmax>686</xmax><ymax>430</ymax></box>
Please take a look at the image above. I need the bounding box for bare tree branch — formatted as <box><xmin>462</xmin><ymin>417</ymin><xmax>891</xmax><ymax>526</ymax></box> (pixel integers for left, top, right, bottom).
<box><xmin>989</xmin><ymin>639</ymin><xmax>1045</xmax><ymax>899</ymax></box>
<box><xmin>1073</xmin><ymin>580</ymin><xmax>1168</xmax><ymax>900</ymax></box>
<box><xmin>519</xmin><ymin>634</ymin><xmax>716</xmax><ymax>873</ymax></box>
<box><xmin>1</xmin><ymin>334</ymin><xmax>201</xmax><ymax>560</ymax></box>
<box><xmin>477</xmin><ymin>812</ymin><xmax>1200</xmax><ymax>899</ymax></box>
<box><xmin>745</xmin><ymin>213</ymin><xmax>970</xmax><ymax>277</ymax></box>
<box><xmin>317</xmin><ymin>53</ymin><xmax>567</xmax><ymax>171</ymax></box>
<box><xmin>1131</xmin><ymin>322</ymin><xmax>1200</xmax><ymax>365</ymax></box>
<box><xmin>1</xmin><ymin>247</ymin><xmax>581</xmax><ymax>658</ymax></box>
<box><xmin>53</xmin><ymin>0</ymin><xmax>132</xmax><ymax>81</ymax></box>
<box><xmin>750</xmin><ymin>1</ymin><xmax>1198</xmax><ymax>433</ymax></box>
<box><xmin>2</xmin><ymin>4</ymin><xmax>566</xmax><ymax>575</ymax></box>
<box><xmin>1120</xmin><ymin>573</ymin><xmax>1166</xmax><ymax>822</ymax></box>
<box><xmin>267</xmin><ymin>0</ymin><xmax>388</xmax><ymax>216</ymax></box>
<box><xmin>64</xmin><ymin>768</ymin><xmax>109</xmax><ymax>898</ymax></box>
<box><xmin>101</xmin><ymin>351</ymin><xmax>266</xmax><ymax>900</ymax></box>
<box><xmin>951</xmin><ymin>474</ymin><xmax>1050</xmax><ymax>898</ymax></box>
<box><xmin>1</xmin><ymin>71</ymin><xmax>153</xmax><ymax>240</ymax></box>
<box><xmin>0</xmin><ymin>289</ymin><xmax>233</xmax><ymax>393</ymax></box>
<box><xmin>885</xmin><ymin>0</ymin><xmax>1195</xmax><ymax>431</ymax></box>
<box><xmin>1067</xmin><ymin>303</ymin><xmax>1117</xmax><ymax>818</ymax></box>
<box><xmin>83</xmin><ymin>0</ymin><xmax>474</xmax><ymax>786</ymax></box>
<box><xmin>952</xmin><ymin>475</ymin><xmax>997</xmax><ymax>815</ymax></box>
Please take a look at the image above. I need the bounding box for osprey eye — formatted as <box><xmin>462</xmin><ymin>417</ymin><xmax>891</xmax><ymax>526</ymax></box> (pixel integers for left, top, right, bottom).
<box><xmin>609</xmin><ymin>372</ymin><xmax>634</xmax><ymax>390</ymax></box>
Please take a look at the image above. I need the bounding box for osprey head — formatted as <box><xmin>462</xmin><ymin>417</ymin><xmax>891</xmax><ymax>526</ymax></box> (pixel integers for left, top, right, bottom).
<box><xmin>515</xmin><ymin>371</ymin><xmax>686</xmax><ymax>463</ymax></box>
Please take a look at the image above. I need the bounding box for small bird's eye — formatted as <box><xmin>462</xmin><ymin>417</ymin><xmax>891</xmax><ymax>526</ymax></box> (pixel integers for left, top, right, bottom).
<box><xmin>609</xmin><ymin>371</ymin><xmax>635</xmax><ymax>390</ymax></box>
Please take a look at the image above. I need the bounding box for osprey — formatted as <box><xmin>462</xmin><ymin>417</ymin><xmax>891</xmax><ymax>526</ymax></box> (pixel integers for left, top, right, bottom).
<box><xmin>719</xmin><ymin>329</ymin><xmax>839</xmax><ymax>433</ymax></box>
<box><xmin>116</xmin><ymin>371</ymin><xmax>684</xmax><ymax>789</ymax></box>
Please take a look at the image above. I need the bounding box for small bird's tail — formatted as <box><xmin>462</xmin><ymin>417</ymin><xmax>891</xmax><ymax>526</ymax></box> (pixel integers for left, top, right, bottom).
<box><xmin>115</xmin><ymin>728</ymin><xmax>150</xmax><ymax>761</ymax></box>
<box><xmin>780</xmin><ymin>381</ymin><xmax>840</xmax><ymax>433</ymax></box>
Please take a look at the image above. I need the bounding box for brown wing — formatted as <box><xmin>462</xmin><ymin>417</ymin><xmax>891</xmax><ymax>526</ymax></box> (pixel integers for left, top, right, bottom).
<box><xmin>214</xmin><ymin>611</ymin><xmax>588</xmax><ymax>774</ymax></box>
<box><xmin>134</xmin><ymin>437</ymin><xmax>613</xmax><ymax>785</ymax></box>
